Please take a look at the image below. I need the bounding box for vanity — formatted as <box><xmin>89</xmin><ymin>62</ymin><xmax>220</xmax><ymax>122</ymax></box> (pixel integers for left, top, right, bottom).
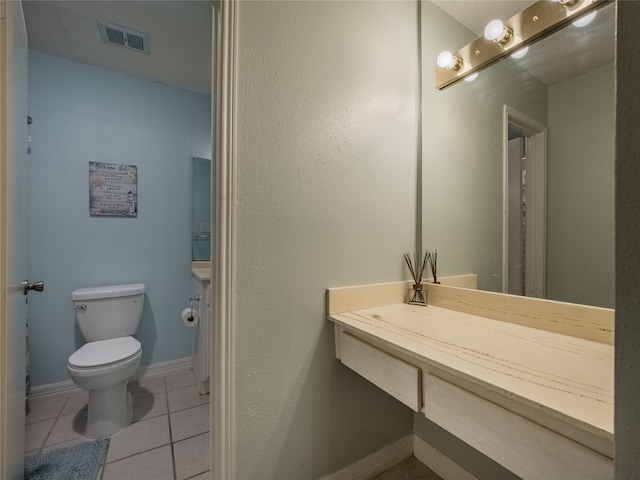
<box><xmin>190</xmin><ymin>155</ymin><xmax>213</xmax><ymax>394</ymax></box>
<box><xmin>327</xmin><ymin>279</ymin><xmax>613</xmax><ymax>480</ymax></box>
<box><xmin>191</xmin><ymin>261</ymin><xmax>211</xmax><ymax>394</ymax></box>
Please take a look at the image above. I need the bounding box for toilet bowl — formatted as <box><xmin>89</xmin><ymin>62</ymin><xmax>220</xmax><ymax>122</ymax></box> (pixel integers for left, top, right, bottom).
<box><xmin>68</xmin><ymin>337</ymin><xmax>142</xmax><ymax>438</ymax></box>
<box><xmin>67</xmin><ymin>283</ymin><xmax>145</xmax><ymax>438</ymax></box>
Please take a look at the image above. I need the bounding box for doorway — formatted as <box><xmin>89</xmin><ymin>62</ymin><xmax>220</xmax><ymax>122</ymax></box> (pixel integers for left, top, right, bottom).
<box><xmin>3</xmin><ymin>2</ymin><xmax>216</xmax><ymax>478</ymax></box>
<box><xmin>502</xmin><ymin>105</ymin><xmax>547</xmax><ymax>298</ymax></box>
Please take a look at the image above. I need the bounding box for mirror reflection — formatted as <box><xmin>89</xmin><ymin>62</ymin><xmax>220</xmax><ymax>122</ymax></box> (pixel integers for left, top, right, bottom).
<box><xmin>421</xmin><ymin>1</ymin><xmax>614</xmax><ymax>308</ymax></box>
<box><xmin>192</xmin><ymin>157</ymin><xmax>211</xmax><ymax>261</ymax></box>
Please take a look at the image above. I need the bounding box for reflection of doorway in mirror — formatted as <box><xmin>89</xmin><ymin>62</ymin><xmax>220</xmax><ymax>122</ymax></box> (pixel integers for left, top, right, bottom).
<box><xmin>507</xmin><ymin>137</ymin><xmax>525</xmax><ymax>296</ymax></box>
<box><xmin>503</xmin><ymin>106</ymin><xmax>547</xmax><ymax>299</ymax></box>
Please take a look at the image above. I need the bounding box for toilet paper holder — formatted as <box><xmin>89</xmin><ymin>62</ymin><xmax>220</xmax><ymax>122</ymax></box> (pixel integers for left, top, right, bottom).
<box><xmin>187</xmin><ymin>295</ymin><xmax>201</xmax><ymax>322</ymax></box>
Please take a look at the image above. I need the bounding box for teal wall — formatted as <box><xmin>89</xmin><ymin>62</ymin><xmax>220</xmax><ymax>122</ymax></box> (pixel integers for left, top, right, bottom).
<box><xmin>546</xmin><ymin>63</ymin><xmax>615</xmax><ymax>308</ymax></box>
<box><xmin>27</xmin><ymin>51</ymin><xmax>211</xmax><ymax>386</ymax></box>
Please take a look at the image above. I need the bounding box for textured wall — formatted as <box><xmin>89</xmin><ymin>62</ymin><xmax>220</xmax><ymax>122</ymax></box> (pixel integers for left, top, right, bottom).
<box><xmin>421</xmin><ymin>0</ymin><xmax>548</xmax><ymax>294</ymax></box>
<box><xmin>27</xmin><ymin>52</ymin><xmax>211</xmax><ymax>386</ymax></box>
<box><xmin>615</xmin><ymin>2</ymin><xmax>640</xmax><ymax>478</ymax></box>
<box><xmin>234</xmin><ymin>1</ymin><xmax>418</xmax><ymax>478</ymax></box>
<box><xmin>547</xmin><ymin>64</ymin><xmax>615</xmax><ymax>308</ymax></box>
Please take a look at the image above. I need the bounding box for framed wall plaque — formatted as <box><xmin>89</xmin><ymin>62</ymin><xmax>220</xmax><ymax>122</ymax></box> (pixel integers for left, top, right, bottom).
<box><xmin>89</xmin><ymin>162</ymin><xmax>138</xmax><ymax>217</ymax></box>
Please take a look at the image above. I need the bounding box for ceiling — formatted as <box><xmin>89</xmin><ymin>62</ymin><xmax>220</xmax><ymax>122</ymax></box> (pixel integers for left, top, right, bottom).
<box><xmin>432</xmin><ymin>0</ymin><xmax>534</xmax><ymax>35</ymax></box>
<box><xmin>21</xmin><ymin>0</ymin><xmax>614</xmax><ymax>93</ymax></box>
<box><xmin>22</xmin><ymin>0</ymin><xmax>213</xmax><ymax>94</ymax></box>
<box><xmin>430</xmin><ymin>0</ymin><xmax>615</xmax><ymax>85</ymax></box>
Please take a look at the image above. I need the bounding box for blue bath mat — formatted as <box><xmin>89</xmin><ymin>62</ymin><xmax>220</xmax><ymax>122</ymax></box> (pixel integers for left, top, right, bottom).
<box><xmin>24</xmin><ymin>438</ymin><xmax>109</xmax><ymax>480</ymax></box>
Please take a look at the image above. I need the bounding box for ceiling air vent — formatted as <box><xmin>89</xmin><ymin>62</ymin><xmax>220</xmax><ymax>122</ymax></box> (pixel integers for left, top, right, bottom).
<box><xmin>98</xmin><ymin>20</ymin><xmax>150</xmax><ymax>55</ymax></box>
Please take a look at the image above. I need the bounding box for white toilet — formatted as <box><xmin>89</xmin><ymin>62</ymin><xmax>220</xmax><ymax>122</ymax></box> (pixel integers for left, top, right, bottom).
<box><xmin>67</xmin><ymin>283</ymin><xmax>145</xmax><ymax>438</ymax></box>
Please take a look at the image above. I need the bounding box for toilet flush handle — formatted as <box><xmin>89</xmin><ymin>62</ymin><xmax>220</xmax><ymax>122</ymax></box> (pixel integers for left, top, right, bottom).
<box><xmin>73</xmin><ymin>304</ymin><xmax>87</xmax><ymax>312</ymax></box>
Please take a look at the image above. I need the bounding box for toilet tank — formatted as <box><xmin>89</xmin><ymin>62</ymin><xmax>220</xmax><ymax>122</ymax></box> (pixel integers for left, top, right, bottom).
<box><xmin>72</xmin><ymin>283</ymin><xmax>145</xmax><ymax>342</ymax></box>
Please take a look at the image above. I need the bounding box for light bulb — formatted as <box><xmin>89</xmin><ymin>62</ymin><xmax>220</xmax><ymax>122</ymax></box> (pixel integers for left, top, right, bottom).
<box><xmin>464</xmin><ymin>73</ymin><xmax>479</xmax><ymax>82</ymax></box>
<box><xmin>436</xmin><ymin>51</ymin><xmax>461</xmax><ymax>70</ymax></box>
<box><xmin>511</xmin><ymin>46</ymin><xmax>529</xmax><ymax>59</ymax></box>
<box><xmin>436</xmin><ymin>51</ymin><xmax>453</xmax><ymax>68</ymax></box>
<box><xmin>484</xmin><ymin>20</ymin><xmax>511</xmax><ymax>43</ymax></box>
<box><xmin>573</xmin><ymin>10</ymin><xmax>597</xmax><ymax>27</ymax></box>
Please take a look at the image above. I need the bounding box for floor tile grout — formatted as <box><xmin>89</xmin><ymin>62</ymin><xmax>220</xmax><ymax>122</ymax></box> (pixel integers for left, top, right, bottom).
<box><xmin>164</xmin><ymin>376</ymin><xmax>178</xmax><ymax>480</ymax></box>
<box><xmin>184</xmin><ymin>470</ymin><xmax>210</xmax><ymax>480</ymax></box>
<box><xmin>103</xmin><ymin>442</ymin><xmax>172</xmax><ymax>465</ymax></box>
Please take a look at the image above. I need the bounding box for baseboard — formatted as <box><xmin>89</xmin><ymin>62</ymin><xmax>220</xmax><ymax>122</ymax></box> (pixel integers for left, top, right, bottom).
<box><xmin>29</xmin><ymin>380</ymin><xmax>80</xmax><ymax>399</ymax></box>
<box><xmin>413</xmin><ymin>434</ymin><xmax>479</xmax><ymax>480</ymax></box>
<box><xmin>320</xmin><ymin>435</ymin><xmax>413</xmax><ymax>480</ymax></box>
<box><xmin>131</xmin><ymin>356</ymin><xmax>192</xmax><ymax>380</ymax></box>
<box><xmin>30</xmin><ymin>357</ymin><xmax>192</xmax><ymax>400</ymax></box>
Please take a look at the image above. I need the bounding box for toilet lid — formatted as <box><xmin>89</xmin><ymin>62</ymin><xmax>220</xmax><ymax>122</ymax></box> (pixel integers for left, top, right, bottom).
<box><xmin>69</xmin><ymin>336</ymin><xmax>141</xmax><ymax>368</ymax></box>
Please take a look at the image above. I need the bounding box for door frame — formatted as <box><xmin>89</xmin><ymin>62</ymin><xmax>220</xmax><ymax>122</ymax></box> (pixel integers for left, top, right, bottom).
<box><xmin>0</xmin><ymin>0</ymin><xmax>29</xmax><ymax>477</ymax></box>
<box><xmin>212</xmin><ymin>1</ymin><xmax>238</xmax><ymax>478</ymax></box>
<box><xmin>502</xmin><ymin>105</ymin><xmax>547</xmax><ymax>298</ymax></box>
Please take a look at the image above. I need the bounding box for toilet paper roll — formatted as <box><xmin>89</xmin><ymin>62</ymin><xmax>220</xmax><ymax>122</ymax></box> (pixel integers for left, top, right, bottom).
<box><xmin>181</xmin><ymin>307</ymin><xmax>199</xmax><ymax>327</ymax></box>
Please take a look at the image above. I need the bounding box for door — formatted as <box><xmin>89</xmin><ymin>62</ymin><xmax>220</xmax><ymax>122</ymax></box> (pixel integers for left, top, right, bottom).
<box><xmin>0</xmin><ymin>1</ymin><xmax>28</xmax><ymax>478</ymax></box>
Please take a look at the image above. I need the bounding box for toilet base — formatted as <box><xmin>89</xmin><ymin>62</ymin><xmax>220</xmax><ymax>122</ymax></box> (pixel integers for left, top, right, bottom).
<box><xmin>85</xmin><ymin>380</ymin><xmax>133</xmax><ymax>438</ymax></box>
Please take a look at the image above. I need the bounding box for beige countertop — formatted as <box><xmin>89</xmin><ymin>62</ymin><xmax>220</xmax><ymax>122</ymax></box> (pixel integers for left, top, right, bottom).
<box><xmin>329</xmin><ymin>302</ymin><xmax>613</xmax><ymax>453</ymax></box>
<box><xmin>192</xmin><ymin>262</ymin><xmax>211</xmax><ymax>283</ymax></box>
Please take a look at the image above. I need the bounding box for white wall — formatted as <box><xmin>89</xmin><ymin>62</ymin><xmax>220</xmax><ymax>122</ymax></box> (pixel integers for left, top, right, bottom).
<box><xmin>234</xmin><ymin>1</ymin><xmax>419</xmax><ymax>477</ymax></box>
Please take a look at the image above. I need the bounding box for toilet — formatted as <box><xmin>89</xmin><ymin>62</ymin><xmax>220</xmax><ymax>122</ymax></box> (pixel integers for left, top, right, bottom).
<box><xmin>67</xmin><ymin>283</ymin><xmax>145</xmax><ymax>438</ymax></box>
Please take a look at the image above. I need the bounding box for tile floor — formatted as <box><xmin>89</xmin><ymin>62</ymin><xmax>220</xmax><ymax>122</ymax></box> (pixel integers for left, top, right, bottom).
<box><xmin>25</xmin><ymin>369</ymin><xmax>210</xmax><ymax>480</ymax></box>
<box><xmin>26</xmin><ymin>371</ymin><xmax>440</xmax><ymax>480</ymax></box>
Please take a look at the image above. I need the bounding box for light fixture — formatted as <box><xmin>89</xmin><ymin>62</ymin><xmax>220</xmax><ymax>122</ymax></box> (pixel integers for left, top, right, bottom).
<box><xmin>484</xmin><ymin>20</ymin><xmax>513</xmax><ymax>44</ymax></box>
<box><xmin>464</xmin><ymin>73</ymin><xmax>479</xmax><ymax>82</ymax></box>
<box><xmin>572</xmin><ymin>10</ymin><xmax>597</xmax><ymax>27</ymax></box>
<box><xmin>435</xmin><ymin>0</ymin><xmax>607</xmax><ymax>90</ymax></box>
<box><xmin>436</xmin><ymin>51</ymin><xmax>462</xmax><ymax>71</ymax></box>
<box><xmin>511</xmin><ymin>46</ymin><xmax>529</xmax><ymax>59</ymax></box>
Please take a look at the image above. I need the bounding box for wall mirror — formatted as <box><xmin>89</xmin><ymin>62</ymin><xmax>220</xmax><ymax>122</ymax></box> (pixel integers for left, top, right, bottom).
<box><xmin>192</xmin><ymin>157</ymin><xmax>211</xmax><ymax>261</ymax></box>
<box><xmin>421</xmin><ymin>0</ymin><xmax>614</xmax><ymax>308</ymax></box>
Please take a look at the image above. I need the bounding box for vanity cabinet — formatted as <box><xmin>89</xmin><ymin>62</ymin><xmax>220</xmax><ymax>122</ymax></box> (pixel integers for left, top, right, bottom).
<box><xmin>192</xmin><ymin>263</ymin><xmax>211</xmax><ymax>394</ymax></box>
<box><xmin>329</xmin><ymin>285</ymin><xmax>614</xmax><ymax>480</ymax></box>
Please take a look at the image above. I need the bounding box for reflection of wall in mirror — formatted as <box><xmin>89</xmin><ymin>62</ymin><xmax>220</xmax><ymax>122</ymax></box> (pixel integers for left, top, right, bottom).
<box><xmin>547</xmin><ymin>63</ymin><xmax>614</xmax><ymax>308</ymax></box>
<box><xmin>421</xmin><ymin>1</ymin><xmax>614</xmax><ymax>309</ymax></box>
<box><xmin>421</xmin><ymin>0</ymin><xmax>548</xmax><ymax>296</ymax></box>
<box><xmin>192</xmin><ymin>157</ymin><xmax>211</xmax><ymax>261</ymax></box>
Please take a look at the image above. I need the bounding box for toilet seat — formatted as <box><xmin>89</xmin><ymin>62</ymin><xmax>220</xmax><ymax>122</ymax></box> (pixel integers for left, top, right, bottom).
<box><xmin>69</xmin><ymin>336</ymin><xmax>141</xmax><ymax>369</ymax></box>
